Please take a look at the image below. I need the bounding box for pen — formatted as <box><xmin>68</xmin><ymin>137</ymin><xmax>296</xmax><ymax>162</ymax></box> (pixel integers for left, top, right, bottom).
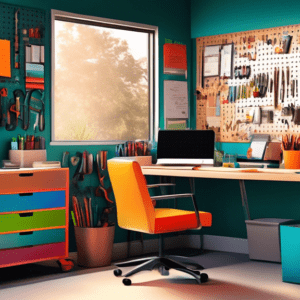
<box><xmin>30</xmin><ymin>135</ymin><xmax>34</xmax><ymax>150</ymax></box>
<box><xmin>71</xmin><ymin>211</ymin><xmax>77</xmax><ymax>227</ymax></box>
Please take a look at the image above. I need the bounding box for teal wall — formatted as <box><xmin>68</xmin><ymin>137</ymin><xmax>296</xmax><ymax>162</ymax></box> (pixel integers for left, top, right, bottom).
<box><xmin>190</xmin><ymin>0</ymin><xmax>300</xmax><ymax>240</ymax></box>
<box><xmin>1</xmin><ymin>0</ymin><xmax>191</xmax><ymax>251</ymax></box>
<box><xmin>4</xmin><ymin>0</ymin><xmax>300</xmax><ymax>253</ymax></box>
<box><xmin>191</xmin><ymin>0</ymin><xmax>300</xmax><ymax>38</ymax></box>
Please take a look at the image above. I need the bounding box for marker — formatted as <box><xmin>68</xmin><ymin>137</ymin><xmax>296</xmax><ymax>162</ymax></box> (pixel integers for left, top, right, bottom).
<box><xmin>71</xmin><ymin>211</ymin><xmax>77</xmax><ymax>227</ymax></box>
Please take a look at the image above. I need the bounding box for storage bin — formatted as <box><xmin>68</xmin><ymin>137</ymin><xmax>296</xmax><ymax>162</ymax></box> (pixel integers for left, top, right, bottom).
<box><xmin>9</xmin><ymin>150</ymin><xmax>46</xmax><ymax>168</ymax></box>
<box><xmin>74</xmin><ymin>225</ymin><xmax>115</xmax><ymax>268</ymax></box>
<box><xmin>245</xmin><ymin>218</ymin><xmax>295</xmax><ymax>262</ymax></box>
<box><xmin>280</xmin><ymin>224</ymin><xmax>300</xmax><ymax>283</ymax></box>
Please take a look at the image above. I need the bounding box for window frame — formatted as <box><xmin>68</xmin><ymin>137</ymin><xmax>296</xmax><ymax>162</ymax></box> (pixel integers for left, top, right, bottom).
<box><xmin>50</xmin><ymin>9</ymin><xmax>159</xmax><ymax>145</ymax></box>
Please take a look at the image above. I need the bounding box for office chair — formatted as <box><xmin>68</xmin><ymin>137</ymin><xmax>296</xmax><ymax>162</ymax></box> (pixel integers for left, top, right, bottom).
<box><xmin>107</xmin><ymin>158</ymin><xmax>212</xmax><ymax>286</ymax></box>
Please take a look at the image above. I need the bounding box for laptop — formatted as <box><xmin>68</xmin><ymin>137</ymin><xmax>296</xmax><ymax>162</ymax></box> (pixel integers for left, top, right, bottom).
<box><xmin>156</xmin><ymin>130</ymin><xmax>215</xmax><ymax>166</ymax></box>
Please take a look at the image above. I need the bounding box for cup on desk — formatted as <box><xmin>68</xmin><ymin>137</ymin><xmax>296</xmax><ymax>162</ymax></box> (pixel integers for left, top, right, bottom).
<box><xmin>283</xmin><ymin>150</ymin><xmax>300</xmax><ymax>169</ymax></box>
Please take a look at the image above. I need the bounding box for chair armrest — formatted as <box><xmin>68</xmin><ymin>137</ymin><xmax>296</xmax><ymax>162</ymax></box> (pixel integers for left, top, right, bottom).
<box><xmin>150</xmin><ymin>193</ymin><xmax>201</xmax><ymax>229</ymax></box>
<box><xmin>150</xmin><ymin>193</ymin><xmax>193</xmax><ymax>200</ymax></box>
<box><xmin>147</xmin><ymin>183</ymin><xmax>176</xmax><ymax>189</ymax></box>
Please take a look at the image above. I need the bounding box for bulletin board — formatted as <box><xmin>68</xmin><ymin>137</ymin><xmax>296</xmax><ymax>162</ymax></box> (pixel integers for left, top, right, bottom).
<box><xmin>196</xmin><ymin>24</ymin><xmax>300</xmax><ymax>142</ymax></box>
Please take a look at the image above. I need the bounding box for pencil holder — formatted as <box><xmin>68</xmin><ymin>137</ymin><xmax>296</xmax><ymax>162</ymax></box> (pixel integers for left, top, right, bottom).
<box><xmin>74</xmin><ymin>225</ymin><xmax>115</xmax><ymax>268</ymax></box>
<box><xmin>283</xmin><ymin>150</ymin><xmax>300</xmax><ymax>169</ymax></box>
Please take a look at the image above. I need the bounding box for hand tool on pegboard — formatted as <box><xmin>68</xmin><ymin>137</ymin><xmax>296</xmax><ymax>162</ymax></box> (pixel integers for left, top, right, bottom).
<box><xmin>95</xmin><ymin>151</ymin><xmax>114</xmax><ymax>205</ymax></box>
<box><xmin>0</xmin><ymin>88</ymin><xmax>8</xmax><ymax>127</ymax></box>
<box><xmin>14</xmin><ymin>9</ymin><xmax>20</xmax><ymax>69</ymax></box>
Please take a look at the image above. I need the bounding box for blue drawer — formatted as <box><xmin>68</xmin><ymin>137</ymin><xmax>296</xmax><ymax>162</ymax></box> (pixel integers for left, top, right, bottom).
<box><xmin>0</xmin><ymin>228</ymin><xmax>65</xmax><ymax>250</ymax></box>
<box><xmin>0</xmin><ymin>191</ymin><xmax>65</xmax><ymax>213</ymax></box>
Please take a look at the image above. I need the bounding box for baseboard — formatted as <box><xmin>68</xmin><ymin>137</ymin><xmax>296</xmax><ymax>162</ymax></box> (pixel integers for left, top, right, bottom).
<box><xmin>112</xmin><ymin>234</ymin><xmax>249</xmax><ymax>261</ymax></box>
<box><xmin>111</xmin><ymin>234</ymin><xmax>201</xmax><ymax>261</ymax></box>
<box><xmin>202</xmin><ymin>235</ymin><xmax>249</xmax><ymax>254</ymax></box>
<box><xmin>111</xmin><ymin>234</ymin><xmax>248</xmax><ymax>261</ymax></box>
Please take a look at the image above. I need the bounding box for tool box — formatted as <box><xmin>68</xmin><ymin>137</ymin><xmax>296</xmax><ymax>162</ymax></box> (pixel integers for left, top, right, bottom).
<box><xmin>245</xmin><ymin>218</ymin><xmax>296</xmax><ymax>262</ymax></box>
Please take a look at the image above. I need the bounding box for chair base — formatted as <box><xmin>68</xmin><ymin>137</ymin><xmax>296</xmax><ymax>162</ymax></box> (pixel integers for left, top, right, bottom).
<box><xmin>114</xmin><ymin>256</ymin><xmax>208</xmax><ymax>285</ymax></box>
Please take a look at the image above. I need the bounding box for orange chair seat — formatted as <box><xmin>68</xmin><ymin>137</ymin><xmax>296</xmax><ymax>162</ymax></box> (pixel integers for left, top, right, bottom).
<box><xmin>154</xmin><ymin>208</ymin><xmax>212</xmax><ymax>234</ymax></box>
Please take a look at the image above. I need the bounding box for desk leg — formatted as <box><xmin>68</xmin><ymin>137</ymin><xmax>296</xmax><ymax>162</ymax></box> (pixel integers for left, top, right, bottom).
<box><xmin>239</xmin><ymin>180</ymin><xmax>251</xmax><ymax>220</ymax></box>
<box><xmin>189</xmin><ymin>178</ymin><xmax>195</xmax><ymax>194</ymax></box>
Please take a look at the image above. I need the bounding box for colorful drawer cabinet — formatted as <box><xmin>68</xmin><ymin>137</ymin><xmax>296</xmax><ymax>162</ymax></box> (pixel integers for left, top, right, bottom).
<box><xmin>0</xmin><ymin>168</ymin><xmax>73</xmax><ymax>271</ymax></box>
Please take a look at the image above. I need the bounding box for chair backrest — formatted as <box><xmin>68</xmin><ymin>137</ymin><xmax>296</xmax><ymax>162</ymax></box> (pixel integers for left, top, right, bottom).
<box><xmin>107</xmin><ymin>158</ymin><xmax>156</xmax><ymax>234</ymax></box>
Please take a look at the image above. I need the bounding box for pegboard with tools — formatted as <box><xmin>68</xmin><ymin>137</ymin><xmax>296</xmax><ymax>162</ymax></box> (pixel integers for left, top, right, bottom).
<box><xmin>196</xmin><ymin>24</ymin><xmax>300</xmax><ymax>142</ymax></box>
<box><xmin>0</xmin><ymin>2</ymin><xmax>45</xmax><ymax>133</ymax></box>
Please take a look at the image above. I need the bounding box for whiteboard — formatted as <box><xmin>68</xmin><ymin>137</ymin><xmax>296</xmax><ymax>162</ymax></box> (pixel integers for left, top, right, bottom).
<box><xmin>164</xmin><ymin>80</ymin><xmax>188</xmax><ymax>119</ymax></box>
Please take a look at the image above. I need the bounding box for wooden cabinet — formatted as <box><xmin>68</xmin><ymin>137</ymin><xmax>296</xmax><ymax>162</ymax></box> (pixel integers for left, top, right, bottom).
<box><xmin>0</xmin><ymin>168</ymin><xmax>73</xmax><ymax>271</ymax></box>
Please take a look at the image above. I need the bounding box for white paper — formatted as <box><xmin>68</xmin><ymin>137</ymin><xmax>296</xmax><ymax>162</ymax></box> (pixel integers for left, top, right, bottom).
<box><xmin>204</xmin><ymin>45</ymin><xmax>220</xmax><ymax>77</ymax></box>
<box><xmin>164</xmin><ymin>80</ymin><xmax>188</xmax><ymax>119</ymax></box>
<box><xmin>220</xmin><ymin>44</ymin><xmax>233</xmax><ymax>78</ymax></box>
<box><xmin>250</xmin><ymin>141</ymin><xmax>267</xmax><ymax>159</ymax></box>
<box><xmin>31</xmin><ymin>45</ymin><xmax>41</xmax><ymax>63</ymax></box>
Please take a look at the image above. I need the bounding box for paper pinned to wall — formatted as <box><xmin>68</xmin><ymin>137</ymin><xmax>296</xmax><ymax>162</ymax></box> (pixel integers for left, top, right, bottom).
<box><xmin>204</xmin><ymin>45</ymin><xmax>220</xmax><ymax>77</ymax></box>
<box><xmin>0</xmin><ymin>39</ymin><xmax>11</xmax><ymax>78</ymax></box>
<box><xmin>164</xmin><ymin>80</ymin><xmax>188</xmax><ymax>119</ymax></box>
<box><xmin>166</xmin><ymin>119</ymin><xmax>187</xmax><ymax>129</ymax></box>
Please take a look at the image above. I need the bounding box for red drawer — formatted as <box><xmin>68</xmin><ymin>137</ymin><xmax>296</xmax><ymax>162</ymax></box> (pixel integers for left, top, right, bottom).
<box><xmin>0</xmin><ymin>242</ymin><xmax>66</xmax><ymax>267</ymax></box>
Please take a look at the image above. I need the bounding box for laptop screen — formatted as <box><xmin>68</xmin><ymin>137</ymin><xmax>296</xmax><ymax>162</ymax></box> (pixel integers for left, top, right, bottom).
<box><xmin>156</xmin><ymin>130</ymin><xmax>215</xmax><ymax>165</ymax></box>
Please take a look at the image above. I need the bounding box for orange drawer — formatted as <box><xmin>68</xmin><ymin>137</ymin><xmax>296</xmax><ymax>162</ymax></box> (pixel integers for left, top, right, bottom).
<box><xmin>0</xmin><ymin>168</ymin><xmax>68</xmax><ymax>193</ymax></box>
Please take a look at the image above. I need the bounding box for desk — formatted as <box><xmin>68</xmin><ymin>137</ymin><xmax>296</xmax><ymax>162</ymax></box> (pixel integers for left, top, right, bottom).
<box><xmin>141</xmin><ymin>166</ymin><xmax>300</xmax><ymax>221</ymax></box>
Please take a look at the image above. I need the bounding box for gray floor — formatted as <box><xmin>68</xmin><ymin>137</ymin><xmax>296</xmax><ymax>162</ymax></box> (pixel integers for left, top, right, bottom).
<box><xmin>1</xmin><ymin>250</ymin><xmax>300</xmax><ymax>300</ymax></box>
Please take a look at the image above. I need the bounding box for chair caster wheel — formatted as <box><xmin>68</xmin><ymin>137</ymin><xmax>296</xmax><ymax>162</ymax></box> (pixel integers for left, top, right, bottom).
<box><xmin>123</xmin><ymin>278</ymin><xmax>132</xmax><ymax>286</ymax></box>
<box><xmin>158</xmin><ymin>266</ymin><xmax>169</xmax><ymax>276</ymax></box>
<box><xmin>114</xmin><ymin>269</ymin><xmax>122</xmax><ymax>277</ymax></box>
<box><xmin>200</xmin><ymin>273</ymin><xmax>208</xmax><ymax>283</ymax></box>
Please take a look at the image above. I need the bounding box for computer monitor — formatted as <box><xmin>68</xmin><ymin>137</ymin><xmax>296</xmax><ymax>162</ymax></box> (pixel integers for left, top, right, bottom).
<box><xmin>156</xmin><ymin>130</ymin><xmax>215</xmax><ymax>166</ymax></box>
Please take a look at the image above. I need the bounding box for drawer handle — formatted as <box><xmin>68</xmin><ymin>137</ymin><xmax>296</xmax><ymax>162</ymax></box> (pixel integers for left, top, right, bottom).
<box><xmin>19</xmin><ymin>231</ymin><xmax>33</xmax><ymax>235</ymax></box>
<box><xmin>19</xmin><ymin>173</ymin><xmax>33</xmax><ymax>177</ymax></box>
<box><xmin>19</xmin><ymin>212</ymin><xmax>33</xmax><ymax>217</ymax></box>
<box><xmin>19</xmin><ymin>193</ymin><xmax>33</xmax><ymax>197</ymax></box>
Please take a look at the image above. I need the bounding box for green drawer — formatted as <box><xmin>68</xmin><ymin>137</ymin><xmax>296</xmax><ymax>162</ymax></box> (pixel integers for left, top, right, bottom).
<box><xmin>0</xmin><ymin>209</ymin><xmax>65</xmax><ymax>233</ymax></box>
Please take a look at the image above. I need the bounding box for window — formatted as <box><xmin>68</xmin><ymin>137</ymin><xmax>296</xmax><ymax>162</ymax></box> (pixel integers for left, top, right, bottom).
<box><xmin>51</xmin><ymin>10</ymin><xmax>158</xmax><ymax>144</ymax></box>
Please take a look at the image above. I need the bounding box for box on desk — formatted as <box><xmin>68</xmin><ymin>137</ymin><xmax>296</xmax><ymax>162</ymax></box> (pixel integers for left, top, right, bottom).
<box><xmin>114</xmin><ymin>156</ymin><xmax>152</xmax><ymax>166</ymax></box>
<box><xmin>9</xmin><ymin>150</ymin><xmax>47</xmax><ymax>168</ymax></box>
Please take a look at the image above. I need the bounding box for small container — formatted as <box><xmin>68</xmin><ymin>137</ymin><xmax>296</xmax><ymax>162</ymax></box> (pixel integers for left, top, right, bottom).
<box><xmin>253</xmin><ymin>91</ymin><xmax>260</xmax><ymax>98</ymax></box>
<box><xmin>222</xmin><ymin>153</ymin><xmax>237</xmax><ymax>168</ymax></box>
<box><xmin>74</xmin><ymin>225</ymin><xmax>115</xmax><ymax>268</ymax></box>
<box><xmin>11</xmin><ymin>142</ymin><xmax>18</xmax><ymax>150</ymax></box>
<box><xmin>283</xmin><ymin>150</ymin><xmax>300</xmax><ymax>169</ymax></box>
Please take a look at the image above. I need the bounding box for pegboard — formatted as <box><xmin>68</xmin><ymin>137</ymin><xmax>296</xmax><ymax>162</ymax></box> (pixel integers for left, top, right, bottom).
<box><xmin>196</xmin><ymin>24</ymin><xmax>300</xmax><ymax>142</ymax></box>
<box><xmin>0</xmin><ymin>2</ymin><xmax>45</xmax><ymax>85</ymax></box>
<box><xmin>0</xmin><ymin>2</ymin><xmax>45</xmax><ymax>135</ymax></box>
